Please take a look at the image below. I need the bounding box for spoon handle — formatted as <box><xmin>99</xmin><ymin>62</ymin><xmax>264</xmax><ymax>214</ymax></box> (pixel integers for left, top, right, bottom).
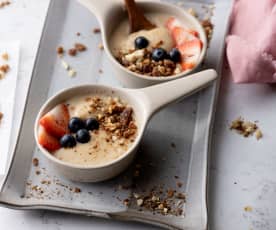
<box><xmin>135</xmin><ymin>69</ymin><xmax>217</xmax><ymax>118</ymax></box>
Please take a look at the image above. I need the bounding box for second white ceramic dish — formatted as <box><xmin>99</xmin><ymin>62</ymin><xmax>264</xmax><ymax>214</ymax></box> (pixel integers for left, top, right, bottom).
<box><xmin>78</xmin><ymin>0</ymin><xmax>207</xmax><ymax>88</ymax></box>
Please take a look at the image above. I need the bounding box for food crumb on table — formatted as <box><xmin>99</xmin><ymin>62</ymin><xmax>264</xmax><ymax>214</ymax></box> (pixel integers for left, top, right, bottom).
<box><xmin>0</xmin><ymin>112</ymin><xmax>3</xmax><ymax>125</ymax></box>
<box><xmin>98</xmin><ymin>43</ymin><xmax>104</xmax><ymax>50</ymax></box>
<box><xmin>1</xmin><ymin>52</ymin><xmax>9</xmax><ymax>61</ymax></box>
<box><xmin>230</xmin><ymin>117</ymin><xmax>263</xmax><ymax>140</ymax></box>
<box><xmin>32</xmin><ymin>158</ymin><xmax>39</xmax><ymax>167</ymax></box>
<box><xmin>93</xmin><ymin>27</ymin><xmax>101</xmax><ymax>34</ymax></box>
<box><xmin>244</xmin><ymin>206</ymin><xmax>253</xmax><ymax>212</ymax></box>
<box><xmin>0</xmin><ymin>1</ymin><xmax>10</xmax><ymax>9</ymax></box>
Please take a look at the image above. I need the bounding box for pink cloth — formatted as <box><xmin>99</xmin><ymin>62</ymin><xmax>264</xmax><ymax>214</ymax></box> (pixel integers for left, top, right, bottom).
<box><xmin>226</xmin><ymin>0</ymin><xmax>276</xmax><ymax>83</ymax></box>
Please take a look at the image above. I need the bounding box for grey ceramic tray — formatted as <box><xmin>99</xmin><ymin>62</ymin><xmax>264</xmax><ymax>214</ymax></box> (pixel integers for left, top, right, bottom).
<box><xmin>0</xmin><ymin>0</ymin><xmax>232</xmax><ymax>229</ymax></box>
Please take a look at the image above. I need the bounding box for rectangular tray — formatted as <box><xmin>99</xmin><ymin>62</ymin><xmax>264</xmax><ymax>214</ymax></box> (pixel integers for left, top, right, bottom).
<box><xmin>0</xmin><ymin>0</ymin><xmax>232</xmax><ymax>229</ymax></box>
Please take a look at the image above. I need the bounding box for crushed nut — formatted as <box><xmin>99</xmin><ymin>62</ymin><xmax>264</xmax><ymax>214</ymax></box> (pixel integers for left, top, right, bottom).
<box><xmin>93</xmin><ymin>28</ymin><xmax>101</xmax><ymax>34</ymax></box>
<box><xmin>255</xmin><ymin>129</ymin><xmax>263</xmax><ymax>140</ymax></box>
<box><xmin>244</xmin><ymin>206</ymin><xmax>253</xmax><ymax>212</ymax></box>
<box><xmin>56</xmin><ymin>46</ymin><xmax>64</xmax><ymax>55</ymax></box>
<box><xmin>1</xmin><ymin>52</ymin><xmax>9</xmax><ymax>61</ymax></box>
<box><xmin>32</xmin><ymin>158</ymin><xmax>39</xmax><ymax>167</ymax></box>
<box><xmin>74</xmin><ymin>43</ymin><xmax>87</xmax><ymax>52</ymax></box>
<box><xmin>230</xmin><ymin>117</ymin><xmax>262</xmax><ymax>139</ymax></box>
<box><xmin>0</xmin><ymin>64</ymin><xmax>10</xmax><ymax>73</ymax></box>
<box><xmin>68</xmin><ymin>48</ymin><xmax>77</xmax><ymax>56</ymax></box>
<box><xmin>68</xmin><ymin>68</ymin><xmax>76</xmax><ymax>77</ymax></box>
<box><xmin>0</xmin><ymin>1</ymin><xmax>10</xmax><ymax>9</ymax></box>
<box><xmin>98</xmin><ymin>43</ymin><xmax>104</xmax><ymax>50</ymax></box>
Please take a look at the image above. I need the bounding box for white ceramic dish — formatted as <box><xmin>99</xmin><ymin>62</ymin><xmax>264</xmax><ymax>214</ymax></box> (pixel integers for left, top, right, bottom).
<box><xmin>78</xmin><ymin>0</ymin><xmax>207</xmax><ymax>88</ymax></box>
<box><xmin>0</xmin><ymin>0</ymin><xmax>233</xmax><ymax>229</ymax></box>
<box><xmin>35</xmin><ymin>70</ymin><xmax>217</xmax><ymax>182</ymax></box>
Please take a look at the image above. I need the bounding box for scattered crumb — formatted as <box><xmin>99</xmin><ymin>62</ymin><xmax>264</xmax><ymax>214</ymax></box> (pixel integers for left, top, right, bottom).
<box><xmin>32</xmin><ymin>158</ymin><xmax>39</xmax><ymax>167</ymax></box>
<box><xmin>98</xmin><ymin>43</ymin><xmax>104</xmax><ymax>50</ymax></box>
<box><xmin>74</xmin><ymin>43</ymin><xmax>87</xmax><ymax>52</ymax></box>
<box><xmin>0</xmin><ymin>64</ymin><xmax>10</xmax><ymax>73</ymax></box>
<box><xmin>255</xmin><ymin>129</ymin><xmax>263</xmax><ymax>140</ymax></box>
<box><xmin>56</xmin><ymin>46</ymin><xmax>64</xmax><ymax>56</ymax></box>
<box><xmin>176</xmin><ymin>182</ymin><xmax>182</xmax><ymax>188</ymax></box>
<box><xmin>1</xmin><ymin>52</ymin><xmax>9</xmax><ymax>61</ymax></box>
<box><xmin>76</xmin><ymin>32</ymin><xmax>81</xmax><ymax>36</ymax></box>
<box><xmin>68</xmin><ymin>48</ymin><xmax>77</xmax><ymax>56</ymax></box>
<box><xmin>61</xmin><ymin>59</ymin><xmax>70</xmax><ymax>70</ymax></box>
<box><xmin>230</xmin><ymin>117</ymin><xmax>262</xmax><ymax>140</ymax></box>
<box><xmin>74</xmin><ymin>187</ymin><xmax>81</xmax><ymax>193</ymax></box>
<box><xmin>68</xmin><ymin>68</ymin><xmax>76</xmax><ymax>77</ymax></box>
<box><xmin>99</xmin><ymin>69</ymin><xmax>103</xmax><ymax>74</ymax></box>
<box><xmin>93</xmin><ymin>28</ymin><xmax>101</xmax><ymax>34</ymax></box>
<box><xmin>244</xmin><ymin>206</ymin><xmax>253</xmax><ymax>212</ymax></box>
<box><xmin>0</xmin><ymin>1</ymin><xmax>10</xmax><ymax>9</ymax></box>
<box><xmin>0</xmin><ymin>112</ymin><xmax>3</xmax><ymax>125</ymax></box>
<box><xmin>171</xmin><ymin>142</ymin><xmax>176</xmax><ymax>148</ymax></box>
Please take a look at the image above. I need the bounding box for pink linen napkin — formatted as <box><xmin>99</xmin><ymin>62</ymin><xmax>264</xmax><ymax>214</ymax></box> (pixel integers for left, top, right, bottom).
<box><xmin>226</xmin><ymin>0</ymin><xmax>276</xmax><ymax>83</ymax></box>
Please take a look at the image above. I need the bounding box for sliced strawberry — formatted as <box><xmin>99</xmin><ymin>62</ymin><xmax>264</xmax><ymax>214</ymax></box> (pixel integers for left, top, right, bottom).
<box><xmin>172</xmin><ymin>27</ymin><xmax>197</xmax><ymax>45</ymax></box>
<box><xmin>177</xmin><ymin>39</ymin><xmax>202</xmax><ymax>57</ymax></box>
<box><xmin>181</xmin><ymin>61</ymin><xmax>196</xmax><ymax>71</ymax></box>
<box><xmin>178</xmin><ymin>39</ymin><xmax>202</xmax><ymax>71</ymax></box>
<box><xmin>189</xmin><ymin>30</ymin><xmax>199</xmax><ymax>38</ymax></box>
<box><xmin>39</xmin><ymin>104</ymin><xmax>69</xmax><ymax>138</ymax></box>
<box><xmin>38</xmin><ymin>126</ymin><xmax>60</xmax><ymax>152</ymax></box>
<box><xmin>166</xmin><ymin>17</ymin><xmax>182</xmax><ymax>31</ymax></box>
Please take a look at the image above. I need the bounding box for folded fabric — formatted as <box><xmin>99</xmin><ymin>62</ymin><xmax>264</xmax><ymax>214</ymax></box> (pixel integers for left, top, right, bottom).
<box><xmin>226</xmin><ymin>0</ymin><xmax>276</xmax><ymax>83</ymax></box>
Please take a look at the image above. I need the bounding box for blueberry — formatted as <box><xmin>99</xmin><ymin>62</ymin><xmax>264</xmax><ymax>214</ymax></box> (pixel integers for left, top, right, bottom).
<box><xmin>68</xmin><ymin>117</ymin><xmax>85</xmax><ymax>133</ymax></box>
<box><xmin>86</xmin><ymin>118</ymin><xmax>99</xmax><ymax>131</ymax></box>
<box><xmin>152</xmin><ymin>48</ymin><xmax>168</xmax><ymax>61</ymax></box>
<box><xmin>60</xmin><ymin>134</ymin><xmax>76</xmax><ymax>148</ymax></box>
<box><xmin>76</xmin><ymin>129</ymin><xmax>91</xmax><ymax>143</ymax></box>
<box><xmin>169</xmin><ymin>48</ymin><xmax>181</xmax><ymax>63</ymax></box>
<box><xmin>134</xmin><ymin>36</ymin><xmax>149</xmax><ymax>49</ymax></box>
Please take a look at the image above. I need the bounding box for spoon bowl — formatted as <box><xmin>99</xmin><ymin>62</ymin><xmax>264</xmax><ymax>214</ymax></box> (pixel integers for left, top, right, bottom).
<box><xmin>78</xmin><ymin>0</ymin><xmax>207</xmax><ymax>88</ymax></box>
<box><xmin>34</xmin><ymin>69</ymin><xmax>217</xmax><ymax>182</ymax></box>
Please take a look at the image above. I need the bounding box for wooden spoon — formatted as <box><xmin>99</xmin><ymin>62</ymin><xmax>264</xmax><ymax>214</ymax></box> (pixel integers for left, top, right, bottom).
<box><xmin>124</xmin><ymin>0</ymin><xmax>156</xmax><ymax>33</ymax></box>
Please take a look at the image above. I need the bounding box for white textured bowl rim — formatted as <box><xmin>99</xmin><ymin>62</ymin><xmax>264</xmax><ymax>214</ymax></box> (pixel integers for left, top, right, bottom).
<box><xmin>105</xmin><ymin>1</ymin><xmax>207</xmax><ymax>82</ymax></box>
<box><xmin>34</xmin><ymin>84</ymin><xmax>146</xmax><ymax>170</ymax></box>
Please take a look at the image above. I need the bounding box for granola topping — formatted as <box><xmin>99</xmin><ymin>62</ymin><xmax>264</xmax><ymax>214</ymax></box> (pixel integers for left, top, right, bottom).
<box><xmin>53</xmin><ymin>95</ymin><xmax>137</xmax><ymax>166</ymax></box>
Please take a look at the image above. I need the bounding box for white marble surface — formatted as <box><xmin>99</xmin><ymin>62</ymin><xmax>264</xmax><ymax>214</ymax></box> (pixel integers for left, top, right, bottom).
<box><xmin>1</xmin><ymin>0</ymin><xmax>276</xmax><ymax>230</ymax></box>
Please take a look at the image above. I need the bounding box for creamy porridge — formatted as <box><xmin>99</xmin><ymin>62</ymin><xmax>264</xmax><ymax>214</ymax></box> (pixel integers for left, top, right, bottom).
<box><xmin>38</xmin><ymin>95</ymin><xmax>137</xmax><ymax>166</ymax></box>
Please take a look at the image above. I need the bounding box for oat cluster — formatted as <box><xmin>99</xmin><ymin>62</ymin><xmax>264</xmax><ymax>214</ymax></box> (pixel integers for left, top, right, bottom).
<box><xmin>83</xmin><ymin>96</ymin><xmax>137</xmax><ymax>141</ymax></box>
<box><xmin>230</xmin><ymin>117</ymin><xmax>263</xmax><ymax>140</ymax></box>
<box><xmin>117</xmin><ymin>48</ymin><xmax>181</xmax><ymax>77</ymax></box>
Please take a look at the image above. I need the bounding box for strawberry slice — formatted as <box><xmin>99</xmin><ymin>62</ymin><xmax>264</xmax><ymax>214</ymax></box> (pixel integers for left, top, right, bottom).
<box><xmin>172</xmin><ymin>27</ymin><xmax>197</xmax><ymax>45</ymax></box>
<box><xmin>38</xmin><ymin>126</ymin><xmax>60</xmax><ymax>152</ymax></box>
<box><xmin>39</xmin><ymin>104</ymin><xmax>69</xmax><ymax>138</ymax></box>
<box><xmin>177</xmin><ymin>39</ymin><xmax>202</xmax><ymax>57</ymax></box>
<box><xmin>166</xmin><ymin>17</ymin><xmax>182</xmax><ymax>31</ymax></box>
<box><xmin>178</xmin><ymin>39</ymin><xmax>202</xmax><ymax>70</ymax></box>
